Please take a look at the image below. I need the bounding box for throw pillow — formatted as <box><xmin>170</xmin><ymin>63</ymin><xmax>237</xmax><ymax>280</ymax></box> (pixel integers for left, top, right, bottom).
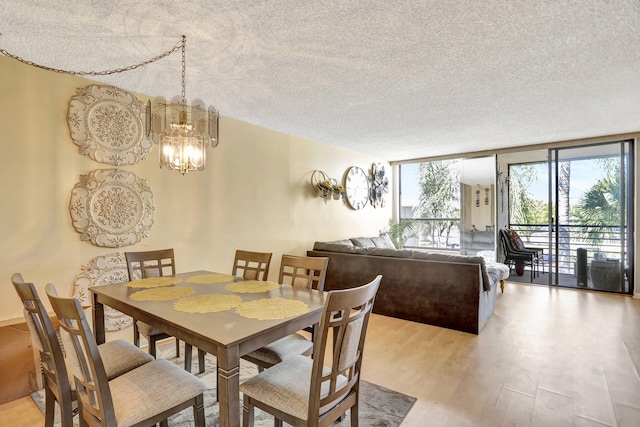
<box><xmin>507</xmin><ymin>229</ymin><xmax>523</xmax><ymax>249</ymax></box>
<box><xmin>350</xmin><ymin>237</ymin><xmax>375</xmax><ymax>248</ymax></box>
<box><xmin>370</xmin><ymin>234</ymin><xmax>395</xmax><ymax>249</ymax></box>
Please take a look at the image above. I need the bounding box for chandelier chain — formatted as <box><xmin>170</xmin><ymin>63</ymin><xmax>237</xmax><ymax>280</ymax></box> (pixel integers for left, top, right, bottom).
<box><xmin>0</xmin><ymin>35</ymin><xmax>184</xmax><ymax>77</ymax></box>
<box><xmin>181</xmin><ymin>35</ymin><xmax>187</xmax><ymax>105</ymax></box>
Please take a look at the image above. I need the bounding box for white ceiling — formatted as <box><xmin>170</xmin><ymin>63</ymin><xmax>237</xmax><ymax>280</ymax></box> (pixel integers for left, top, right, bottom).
<box><xmin>2</xmin><ymin>1</ymin><xmax>640</xmax><ymax>162</ymax></box>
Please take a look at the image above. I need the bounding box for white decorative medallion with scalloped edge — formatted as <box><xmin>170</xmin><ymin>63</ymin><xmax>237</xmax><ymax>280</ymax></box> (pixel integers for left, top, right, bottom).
<box><xmin>72</xmin><ymin>252</ymin><xmax>132</xmax><ymax>331</ymax></box>
<box><xmin>67</xmin><ymin>84</ymin><xmax>152</xmax><ymax>165</ymax></box>
<box><xmin>69</xmin><ymin>169</ymin><xmax>155</xmax><ymax>247</ymax></box>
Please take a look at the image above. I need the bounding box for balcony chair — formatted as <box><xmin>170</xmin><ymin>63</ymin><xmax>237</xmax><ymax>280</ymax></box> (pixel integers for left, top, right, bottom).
<box><xmin>499</xmin><ymin>229</ymin><xmax>540</xmax><ymax>282</ymax></box>
<box><xmin>125</xmin><ymin>249</ymin><xmax>205</xmax><ymax>374</ymax></box>
<box><xmin>241</xmin><ymin>255</ymin><xmax>329</xmax><ymax>371</ymax></box>
<box><xmin>240</xmin><ymin>275</ymin><xmax>382</xmax><ymax>427</ymax></box>
<box><xmin>45</xmin><ymin>284</ymin><xmax>206</xmax><ymax>427</ymax></box>
<box><xmin>11</xmin><ymin>274</ymin><xmax>153</xmax><ymax>427</ymax></box>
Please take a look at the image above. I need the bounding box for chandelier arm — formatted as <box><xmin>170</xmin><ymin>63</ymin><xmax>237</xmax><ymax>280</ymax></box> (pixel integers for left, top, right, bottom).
<box><xmin>0</xmin><ymin>34</ymin><xmax>183</xmax><ymax>76</ymax></box>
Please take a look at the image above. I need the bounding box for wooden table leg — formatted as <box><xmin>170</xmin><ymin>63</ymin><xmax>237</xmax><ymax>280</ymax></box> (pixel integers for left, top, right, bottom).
<box><xmin>92</xmin><ymin>293</ymin><xmax>105</xmax><ymax>344</ymax></box>
<box><xmin>217</xmin><ymin>346</ymin><xmax>240</xmax><ymax>427</ymax></box>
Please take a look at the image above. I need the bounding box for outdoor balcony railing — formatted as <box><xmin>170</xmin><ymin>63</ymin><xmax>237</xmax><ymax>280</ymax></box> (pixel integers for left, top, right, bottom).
<box><xmin>398</xmin><ymin>219</ymin><xmax>627</xmax><ymax>278</ymax></box>
<box><xmin>509</xmin><ymin>223</ymin><xmax>628</xmax><ymax>276</ymax></box>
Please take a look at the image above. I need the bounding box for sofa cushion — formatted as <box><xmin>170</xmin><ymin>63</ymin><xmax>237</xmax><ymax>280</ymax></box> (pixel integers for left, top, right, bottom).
<box><xmin>410</xmin><ymin>252</ymin><xmax>475</xmax><ymax>263</ymax></box>
<box><xmin>332</xmin><ymin>239</ymin><xmax>355</xmax><ymax>246</ymax></box>
<box><xmin>313</xmin><ymin>242</ymin><xmax>364</xmax><ymax>254</ymax></box>
<box><xmin>410</xmin><ymin>252</ymin><xmax>492</xmax><ymax>291</ymax></box>
<box><xmin>364</xmin><ymin>247</ymin><xmax>413</xmax><ymax>258</ymax></box>
<box><xmin>370</xmin><ymin>234</ymin><xmax>396</xmax><ymax>249</ymax></box>
<box><xmin>350</xmin><ymin>237</ymin><xmax>375</xmax><ymax>248</ymax></box>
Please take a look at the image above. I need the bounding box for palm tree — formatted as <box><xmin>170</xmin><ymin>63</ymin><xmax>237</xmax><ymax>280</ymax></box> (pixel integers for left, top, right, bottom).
<box><xmin>573</xmin><ymin>166</ymin><xmax>621</xmax><ymax>247</ymax></box>
<box><xmin>557</xmin><ymin>161</ymin><xmax>571</xmax><ymax>273</ymax></box>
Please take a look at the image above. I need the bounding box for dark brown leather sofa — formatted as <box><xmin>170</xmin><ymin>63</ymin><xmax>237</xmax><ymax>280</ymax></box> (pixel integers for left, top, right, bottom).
<box><xmin>308</xmin><ymin>237</ymin><xmax>502</xmax><ymax>334</ymax></box>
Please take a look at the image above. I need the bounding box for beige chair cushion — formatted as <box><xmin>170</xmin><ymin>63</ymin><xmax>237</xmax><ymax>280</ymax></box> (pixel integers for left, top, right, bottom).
<box><xmin>136</xmin><ymin>321</ymin><xmax>164</xmax><ymax>337</ymax></box>
<box><xmin>240</xmin><ymin>355</ymin><xmax>347</xmax><ymax>421</ymax></box>
<box><xmin>99</xmin><ymin>339</ymin><xmax>155</xmax><ymax>378</ymax></box>
<box><xmin>244</xmin><ymin>333</ymin><xmax>313</xmax><ymax>366</ymax></box>
<box><xmin>109</xmin><ymin>358</ymin><xmax>207</xmax><ymax>426</ymax></box>
<box><xmin>61</xmin><ymin>329</ymin><xmax>154</xmax><ymax>389</ymax></box>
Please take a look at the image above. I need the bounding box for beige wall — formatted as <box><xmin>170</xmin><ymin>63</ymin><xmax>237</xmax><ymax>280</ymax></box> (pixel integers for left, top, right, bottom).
<box><xmin>0</xmin><ymin>56</ymin><xmax>391</xmax><ymax>324</ymax></box>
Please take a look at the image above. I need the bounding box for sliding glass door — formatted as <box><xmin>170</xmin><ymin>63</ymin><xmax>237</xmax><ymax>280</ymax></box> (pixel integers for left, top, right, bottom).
<box><xmin>547</xmin><ymin>140</ymin><xmax>634</xmax><ymax>293</ymax></box>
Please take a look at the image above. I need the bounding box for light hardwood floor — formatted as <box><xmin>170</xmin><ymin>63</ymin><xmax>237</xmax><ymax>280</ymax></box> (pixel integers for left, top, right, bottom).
<box><xmin>2</xmin><ymin>281</ymin><xmax>640</xmax><ymax>426</ymax></box>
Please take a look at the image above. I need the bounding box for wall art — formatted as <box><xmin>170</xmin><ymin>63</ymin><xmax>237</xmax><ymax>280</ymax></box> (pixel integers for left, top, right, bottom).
<box><xmin>69</xmin><ymin>168</ymin><xmax>155</xmax><ymax>247</ymax></box>
<box><xmin>72</xmin><ymin>252</ymin><xmax>132</xmax><ymax>331</ymax></box>
<box><xmin>369</xmin><ymin>162</ymin><xmax>389</xmax><ymax>208</ymax></box>
<box><xmin>67</xmin><ymin>84</ymin><xmax>152</xmax><ymax>165</ymax></box>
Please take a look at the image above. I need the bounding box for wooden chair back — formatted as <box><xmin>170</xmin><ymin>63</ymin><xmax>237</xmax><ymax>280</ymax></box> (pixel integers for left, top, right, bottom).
<box><xmin>124</xmin><ymin>249</ymin><xmax>175</xmax><ymax>280</ymax></box>
<box><xmin>46</xmin><ymin>284</ymin><xmax>117</xmax><ymax>427</ymax></box>
<box><xmin>232</xmin><ymin>250</ymin><xmax>272</xmax><ymax>281</ymax></box>
<box><xmin>279</xmin><ymin>255</ymin><xmax>329</xmax><ymax>291</ymax></box>
<box><xmin>12</xmin><ymin>274</ymin><xmax>74</xmax><ymax>427</ymax></box>
<box><xmin>309</xmin><ymin>275</ymin><xmax>381</xmax><ymax>425</ymax></box>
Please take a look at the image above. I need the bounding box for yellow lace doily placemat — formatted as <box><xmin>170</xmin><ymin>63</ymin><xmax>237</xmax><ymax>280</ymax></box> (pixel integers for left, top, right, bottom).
<box><xmin>186</xmin><ymin>273</ymin><xmax>236</xmax><ymax>284</ymax></box>
<box><xmin>235</xmin><ymin>298</ymin><xmax>309</xmax><ymax>320</ymax></box>
<box><xmin>173</xmin><ymin>294</ymin><xmax>243</xmax><ymax>313</ymax></box>
<box><xmin>126</xmin><ymin>277</ymin><xmax>183</xmax><ymax>288</ymax></box>
<box><xmin>225</xmin><ymin>280</ymin><xmax>280</xmax><ymax>294</ymax></box>
<box><xmin>129</xmin><ymin>286</ymin><xmax>195</xmax><ymax>301</ymax></box>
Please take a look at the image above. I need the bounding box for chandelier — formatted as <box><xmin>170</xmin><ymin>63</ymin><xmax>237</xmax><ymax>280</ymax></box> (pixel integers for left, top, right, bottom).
<box><xmin>152</xmin><ymin>35</ymin><xmax>218</xmax><ymax>174</ymax></box>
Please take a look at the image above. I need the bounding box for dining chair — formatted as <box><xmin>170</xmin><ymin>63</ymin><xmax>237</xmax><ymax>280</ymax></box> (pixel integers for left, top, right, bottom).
<box><xmin>232</xmin><ymin>249</ymin><xmax>273</xmax><ymax>281</ymax></box>
<box><xmin>45</xmin><ymin>284</ymin><xmax>207</xmax><ymax>427</ymax></box>
<box><xmin>241</xmin><ymin>255</ymin><xmax>329</xmax><ymax>371</ymax></box>
<box><xmin>11</xmin><ymin>274</ymin><xmax>154</xmax><ymax>427</ymax></box>
<box><xmin>240</xmin><ymin>275</ymin><xmax>382</xmax><ymax>427</ymax></box>
<box><xmin>125</xmin><ymin>249</ymin><xmax>206</xmax><ymax>374</ymax></box>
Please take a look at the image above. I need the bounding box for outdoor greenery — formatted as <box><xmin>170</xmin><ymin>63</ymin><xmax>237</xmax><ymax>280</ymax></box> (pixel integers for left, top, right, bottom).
<box><xmin>415</xmin><ymin>159</ymin><xmax>460</xmax><ymax>248</ymax></box>
<box><xmin>508</xmin><ymin>164</ymin><xmax>547</xmax><ymax>237</ymax></box>
<box><xmin>509</xmin><ymin>156</ymin><xmax>624</xmax><ymax>250</ymax></box>
<box><xmin>572</xmin><ymin>159</ymin><xmax>622</xmax><ymax>246</ymax></box>
<box><xmin>383</xmin><ymin>219</ymin><xmax>415</xmax><ymax>249</ymax></box>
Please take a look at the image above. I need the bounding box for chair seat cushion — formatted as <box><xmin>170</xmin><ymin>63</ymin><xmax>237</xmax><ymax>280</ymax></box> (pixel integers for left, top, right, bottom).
<box><xmin>136</xmin><ymin>321</ymin><xmax>167</xmax><ymax>338</ymax></box>
<box><xmin>240</xmin><ymin>355</ymin><xmax>347</xmax><ymax>421</ymax></box>
<box><xmin>99</xmin><ymin>339</ymin><xmax>155</xmax><ymax>379</ymax></box>
<box><xmin>109</xmin><ymin>358</ymin><xmax>207</xmax><ymax>426</ymax></box>
<box><xmin>245</xmin><ymin>333</ymin><xmax>313</xmax><ymax>366</ymax></box>
<box><xmin>61</xmin><ymin>332</ymin><xmax>154</xmax><ymax>391</ymax></box>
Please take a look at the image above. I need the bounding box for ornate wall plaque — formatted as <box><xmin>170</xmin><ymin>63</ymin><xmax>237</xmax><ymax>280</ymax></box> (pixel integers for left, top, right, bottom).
<box><xmin>69</xmin><ymin>168</ymin><xmax>155</xmax><ymax>247</ymax></box>
<box><xmin>67</xmin><ymin>85</ymin><xmax>152</xmax><ymax>165</ymax></box>
<box><xmin>72</xmin><ymin>252</ymin><xmax>132</xmax><ymax>331</ymax></box>
<box><xmin>369</xmin><ymin>163</ymin><xmax>389</xmax><ymax>208</ymax></box>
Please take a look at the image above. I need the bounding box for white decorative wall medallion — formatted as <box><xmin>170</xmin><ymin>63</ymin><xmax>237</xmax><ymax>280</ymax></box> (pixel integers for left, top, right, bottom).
<box><xmin>72</xmin><ymin>252</ymin><xmax>132</xmax><ymax>331</ymax></box>
<box><xmin>67</xmin><ymin>85</ymin><xmax>152</xmax><ymax>165</ymax></box>
<box><xmin>69</xmin><ymin>169</ymin><xmax>155</xmax><ymax>247</ymax></box>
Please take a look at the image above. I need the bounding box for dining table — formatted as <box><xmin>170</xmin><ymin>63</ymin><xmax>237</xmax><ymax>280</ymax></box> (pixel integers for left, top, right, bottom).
<box><xmin>90</xmin><ymin>270</ymin><xmax>327</xmax><ymax>427</ymax></box>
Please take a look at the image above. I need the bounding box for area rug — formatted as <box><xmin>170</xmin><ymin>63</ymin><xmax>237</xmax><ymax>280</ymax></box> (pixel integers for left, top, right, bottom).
<box><xmin>31</xmin><ymin>345</ymin><xmax>416</xmax><ymax>427</ymax></box>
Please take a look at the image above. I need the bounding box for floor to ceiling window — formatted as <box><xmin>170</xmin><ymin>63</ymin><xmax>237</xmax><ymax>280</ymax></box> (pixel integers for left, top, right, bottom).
<box><xmin>549</xmin><ymin>141</ymin><xmax>634</xmax><ymax>293</ymax></box>
<box><xmin>506</xmin><ymin>140</ymin><xmax>634</xmax><ymax>294</ymax></box>
<box><xmin>397</xmin><ymin>156</ymin><xmax>496</xmax><ymax>254</ymax></box>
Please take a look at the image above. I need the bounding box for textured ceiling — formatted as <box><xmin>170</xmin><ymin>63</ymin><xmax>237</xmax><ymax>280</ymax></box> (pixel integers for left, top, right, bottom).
<box><xmin>2</xmin><ymin>1</ymin><xmax>640</xmax><ymax>162</ymax></box>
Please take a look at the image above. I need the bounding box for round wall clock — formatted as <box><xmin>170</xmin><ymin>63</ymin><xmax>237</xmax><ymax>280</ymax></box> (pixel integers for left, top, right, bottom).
<box><xmin>345</xmin><ymin>166</ymin><xmax>370</xmax><ymax>210</ymax></box>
